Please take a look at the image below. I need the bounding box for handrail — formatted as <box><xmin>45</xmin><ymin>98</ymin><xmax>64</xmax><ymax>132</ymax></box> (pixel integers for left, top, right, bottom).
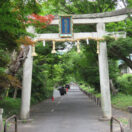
<box><xmin>80</xmin><ymin>88</ymin><xmax>101</xmax><ymax>107</ymax></box>
<box><xmin>4</xmin><ymin>115</ymin><xmax>17</xmax><ymax>132</ymax></box>
<box><xmin>110</xmin><ymin>117</ymin><xmax>124</xmax><ymax>132</ymax></box>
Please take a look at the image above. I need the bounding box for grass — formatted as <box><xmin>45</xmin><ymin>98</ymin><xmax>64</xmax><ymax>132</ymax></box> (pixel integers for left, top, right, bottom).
<box><xmin>0</xmin><ymin>90</ymin><xmax>52</xmax><ymax>118</ymax></box>
<box><xmin>118</xmin><ymin>118</ymin><xmax>128</xmax><ymax>125</ymax></box>
<box><xmin>0</xmin><ymin>97</ymin><xmax>21</xmax><ymax>117</ymax></box>
<box><xmin>111</xmin><ymin>93</ymin><xmax>132</xmax><ymax>111</ymax></box>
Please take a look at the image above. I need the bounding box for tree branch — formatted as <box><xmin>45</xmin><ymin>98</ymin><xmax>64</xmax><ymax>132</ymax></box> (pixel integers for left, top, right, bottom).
<box><xmin>110</xmin><ymin>47</ymin><xmax>132</xmax><ymax>69</ymax></box>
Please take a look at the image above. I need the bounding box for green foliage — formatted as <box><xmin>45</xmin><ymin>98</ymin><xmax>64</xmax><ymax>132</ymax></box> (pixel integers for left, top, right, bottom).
<box><xmin>0</xmin><ymin>68</ymin><xmax>6</xmax><ymax>75</ymax></box>
<box><xmin>0</xmin><ymin>74</ymin><xmax>9</xmax><ymax>97</ymax></box>
<box><xmin>53</xmin><ymin>64</ymin><xmax>65</xmax><ymax>85</ymax></box>
<box><xmin>31</xmin><ymin>43</ymin><xmax>62</xmax><ymax>103</ymax></box>
<box><xmin>71</xmin><ymin>45</ymin><xmax>100</xmax><ymax>91</ymax></box>
<box><xmin>0</xmin><ymin>1</ymin><xmax>23</xmax><ymax>50</ymax></box>
<box><xmin>32</xmin><ymin>63</ymin><xmax>53</xmax><ymax>103</ymax></box>
<box><xmin>42</xmin><ymin>0</ymin><xmax>117</xmax><ymax>15</ymax></box>
<box><xmin>0</xmin><ymin>49</ymin><xmax>10</xmax><ymax>67</ymax></box>
<box><xmin>0</xmin><ymin>0</ymin><xmax>42</xmax><ymax>97</ymax></box>
<box><xmin>0</xmin><ymin>0</ymin><xmax>42</xmax><ymax>50</ymax></box>
<box><xmin>0</xmin><ymin>49</ymin><xmax>10</xmax><ymax>96</ymax></box>
<box><xmin>116</xmin><ymin>74</ymin><xmax>132</xmax><ymax>95</ymax></box>
<box><xmin>109</xmin><ymin>59</ymin><xmax>120</xmax><ymax>79</ymax></box>
<box><xmin>0</xmin><ymin>97</ymin><xmax>21</xmax><ymax>117</ymax></box>
<box><xmin>128</xmin><ymin>0</ymin><xmax>132</xmax><ymax>7</ymax></box>
<box><xmin>107</xmin><ymin>37</ymin><xmax>132</xmax><ymax>58</ymax></box>
<box><xmin>106</xmin><ymin>17</ymin><xmax>132</xmax><ymax>68</ymax></box>
<box><xmin>106</xmin><ymin>18</ymin><xmax>132</xmax><ymax>36</ymax></box>
<box><xmin>105</xmin><ymin>35</ymin><xmax>132</xmax><ymax>69</ymax></box>
<box><xmin>80</xmin><ymin>83</ymin><xmax>101</xmax><ymax>97</ymax></box>
<box><xmin>112</xmin><ymin>93</ymin><xmax>132</xmax><ymax>110</ymax></box>
<box><xmin>80</xmin><ymin>84</ymin><xmax>94</xmax><ymax>93</ymax></box>
<box><xmin>118</xmin><ymin>118</ymin><xmax>128</xmax><ymax>125</ymax></box>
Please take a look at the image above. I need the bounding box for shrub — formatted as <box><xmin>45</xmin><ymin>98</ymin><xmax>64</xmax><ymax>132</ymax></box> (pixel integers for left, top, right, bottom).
<box><xmin>116</xmin><ymin>74</ymin><xmax>132</xmax><ymax>95</ymax></box>
<box><xmin>80</xmin><ymin>84</ymin><xmax>95</xmax><ymax>94</ymax></box>
<box><xmin>0</xmin><ymin>97</ymin><xmax>21</xmax><ymax>117</ymax></box>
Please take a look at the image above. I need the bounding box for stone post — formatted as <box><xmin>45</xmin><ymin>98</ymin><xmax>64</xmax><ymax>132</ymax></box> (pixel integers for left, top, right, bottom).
<box><xmin>128</xmin><ymin>106</ymin><xmax>132</xmax><ymax>130</ymax></box>
<box><xmin>20</xmin><ymin>46</ymin><xmax>33</xmax><ymax>120</ymax></box>
<box><xmin>0</xmin><ymin>109</ymin><xmax>3</xmax><ymax>132</ymax></box>
<box><xmin>97</xmin><ymin>23</ymin><xmax>112</xmax><ymax>119</ymax></box>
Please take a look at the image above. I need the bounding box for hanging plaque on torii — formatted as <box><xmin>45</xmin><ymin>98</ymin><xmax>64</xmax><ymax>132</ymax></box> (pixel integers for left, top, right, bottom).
<box><xmin>59</xmin><ymin>16</ymin><xmax>73</xmax><ymax>38</ymax></box>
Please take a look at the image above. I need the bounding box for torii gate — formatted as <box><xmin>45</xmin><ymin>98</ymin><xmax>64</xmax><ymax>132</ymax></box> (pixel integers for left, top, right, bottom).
<box><xmin>20</xmin><ymin>8</ymin><xmax>132</xmax><ymax>120</ymax></box>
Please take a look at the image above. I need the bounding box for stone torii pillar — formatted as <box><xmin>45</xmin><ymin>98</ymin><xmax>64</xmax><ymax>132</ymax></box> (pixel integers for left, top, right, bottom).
<box><xmin>20</xmin><ymin>26</ymin><xmax>35</xmax><ymax>120</ymax></box>
<box><xmin>127</xmin><ymin>106</ymin><xmax>132</xmax><ymax>131</ymax></box>
<box><xmin>97</xmin><ymin>23</ymin><xmax>112</xmax><ymax>119</ymax></box>
<box><xmin>20</xmin><ymin>46</ymin><xmax>33</xmax><ymax>120</ymax></box>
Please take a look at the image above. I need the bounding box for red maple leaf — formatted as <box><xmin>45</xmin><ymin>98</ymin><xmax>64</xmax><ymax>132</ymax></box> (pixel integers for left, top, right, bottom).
<box><xmin>28</xmin><ymin>14</ymin><xmax>54</xmax><ymax>28</ymax></box>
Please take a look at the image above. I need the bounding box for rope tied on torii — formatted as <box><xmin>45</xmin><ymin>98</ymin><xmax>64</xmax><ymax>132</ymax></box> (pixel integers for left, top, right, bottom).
<box><xmin>33</xmin><ymin>36</ymin><xmax>103</xmax><ymax>55</ymax></box>
<box><xmin>31</xmin><ymin>33</ymin><xmax>125</xmax><ymax>55</ymax></box>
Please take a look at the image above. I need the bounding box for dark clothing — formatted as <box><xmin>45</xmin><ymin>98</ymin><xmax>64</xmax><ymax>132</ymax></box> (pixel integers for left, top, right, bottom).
<box><xmin>58</xmin><ymin>87</ymin><xmax>66</xmax><ymax>96</ymax></box>
<box><xmin>65</xmin><ymin>84</ymin><xmax>70</xmax><ymax>89</ymax></box>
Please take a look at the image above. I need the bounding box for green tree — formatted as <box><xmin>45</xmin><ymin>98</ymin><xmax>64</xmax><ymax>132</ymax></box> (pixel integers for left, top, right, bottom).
<box><xmin>42</xmin><ymin>0</ymin><xmax>118</xmax><ymax>14</ymax></box>
<box><xmin>0</xmin><ymin>0</ymin><xmax>41</xmax><ymax>97</ymax></box>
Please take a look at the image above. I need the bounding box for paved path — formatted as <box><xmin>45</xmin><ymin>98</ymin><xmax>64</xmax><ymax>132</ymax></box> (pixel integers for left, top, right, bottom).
<box><xmin>18</xmin><ymin>84</ymin><xmax>111</xmax><ymax>132</ymax></box>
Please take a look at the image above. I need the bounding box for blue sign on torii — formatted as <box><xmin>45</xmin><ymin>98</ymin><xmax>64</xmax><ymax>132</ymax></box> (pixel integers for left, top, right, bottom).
<box><xmin>59</xmin><ymin>16</ymin><xmax>73</xmax><ymax>38</ymax></box>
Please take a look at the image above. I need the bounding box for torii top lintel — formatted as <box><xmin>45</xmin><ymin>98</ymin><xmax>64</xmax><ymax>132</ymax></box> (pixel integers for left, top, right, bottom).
<box><xmin>51</xmin><ymin>8</ymin><xmax>132</xmax><ymax>25</ymax></box>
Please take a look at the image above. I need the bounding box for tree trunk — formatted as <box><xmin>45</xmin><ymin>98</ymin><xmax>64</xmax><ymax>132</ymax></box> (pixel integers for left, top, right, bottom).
<box><xmin>8</xmin><ymin>45</ymin><xmax>30</xmax><ymax>75</ymax></box>
<box><xmin>6</xmin><ymin>46</ymin><xmax>30</xmax><ymax>98</ymax></box>
<box><xmin>5</xmin><ymin>88</ymin><xmax>10</xmax><ymax>98</ymax></box>
<box><xmin>109</xmin><ymin>79</ymin><xmax>118</xmax><ymax>95</ymax></box>
<box><xmin>110</xmin><ymin>48</ymin><xmax>132</xmax><ymax>69</ymax></box>
<box><xmin>13</xmin><ymin>88</ymin><xmax>18</xmax><ymax>99</ymax></box>
<box><xmin>121</xmin><ymin>57</ymin><xmax>132</xmax><ymax>70</ymax></box>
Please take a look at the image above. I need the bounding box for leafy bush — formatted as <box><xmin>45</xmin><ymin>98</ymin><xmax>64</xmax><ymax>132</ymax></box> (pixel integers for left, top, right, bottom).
<box><xmin>116</xmin><ymin>74</ymin><xmax>132</xmax><ymax>94</ymax></box>
<box><xmin>31</xmin><ymin>60</ymin><xmax>54</xmax><ymax>104</ymax></box>
<box><xmin>0</xmin><ymin>49</ymin><xmax>10</xmax><ymax>67</ymax></box>
<box><xmin>80</xmin><ymin>83</ymin><xmax>101</xmax><ymax>97</ymax></box>
<box><xmin>0</xmin><ymin>97</ymin><xmax>21</xmax><ymax>117</ymax></box>
<box><xmin>80</xmin><ymin>84</ymin><xmax>95</xmax><ymax>93</ymax></box>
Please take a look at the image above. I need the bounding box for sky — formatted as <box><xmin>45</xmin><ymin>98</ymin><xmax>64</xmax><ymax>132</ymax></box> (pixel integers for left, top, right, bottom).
<box><xmin>116</xmin><ymin>0</ymin><xmax>126</xmax><ymax>9</ymax></box>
